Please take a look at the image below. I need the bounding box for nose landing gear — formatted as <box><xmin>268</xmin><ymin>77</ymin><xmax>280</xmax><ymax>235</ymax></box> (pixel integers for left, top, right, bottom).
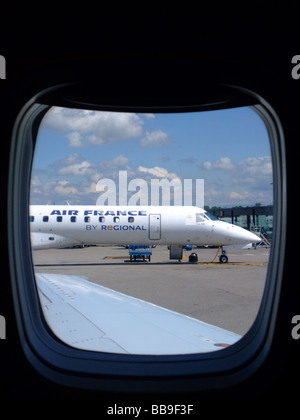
<box><xmin>219</xmin><ymin>247</ymin><xmax>228</xmax><ymax>263</ymax></box>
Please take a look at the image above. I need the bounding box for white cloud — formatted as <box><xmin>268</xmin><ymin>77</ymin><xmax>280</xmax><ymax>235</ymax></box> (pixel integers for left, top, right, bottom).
<box><xmin>30</xmin><ymin>152</ymin><xmax>135</xmax><ymax>205</ymax></box>
<box><xmin>140</xmin><ymin>130</ymin><xmax>169</xmax><ymax>148</ymax></box>
<box><xmin>84</xmin><ymin>182</ymin><xmax>98</xmax><ymax>195</ymax></box>
<box><xmin>59</xmin><ymin>160</ymin><xmax>93</xmax><ymax>176</ymax></box>
<box><xmin>30</xmin><ymin>176</ymin><xmax>42</xmax><ymax>187</ymax></box>
<box><xmin>142</xmin><ymin>113</ymin><xmax>155</xmax><ymax>119</ymax></box>
<box><xmin>59</xmin><ymin>154</ymin><xmax>82</xmax><ymax>166</ymax></box>
<box><xmin>65</xmin><ymin>131</ymin><xmax>83</xmax><ymax>147</ymax></box>
<box><xmin>54</xmin><ymin>181</ymin><xmax>78</xmax><ymax>196</ymax></box>
<box><xmin>42</xmin><ymin>107</ymin><xmax>143</xmax><ymax>147</ymax></box>
<box><xmin>205</xmin><ymin>188</ymin><xmax>222</xmax><ymax>197</ymax></box>
<box><xmin>203</xmin><ymin>161</ymin><xmax>212</xmax><ymax>170</ymax></box>
<box><xmin>203</xmin><ymin>157</ymin><xmax>234</xmax><ymax>170</ymax></box>
<box><xmin>202</xmin><ymin>155</ymin><xmax>273</xmax><ymax>206</ymax></box>
<box><xmin>138</xmin><ymin>166</ymin><xmax>178</xmax><ymax>179</ymax></box>
<box><xmin>229</xmin><ymin>191</ymin><xmax>252</xmax><ymax>200</ymax></box>
<box><xmin>102</xmin><ymin>155</ymin><xmax>129</xmax><ymax>169</ymax></box>
<box><xmin>238</xmin><ymin>156</ymin><xmax>272</xmax><ymax>182</ymax></box>
<box><xmin>203</xmin><ymin>155</ymin><xmax>272</xmax><ymax>187</ymax></box>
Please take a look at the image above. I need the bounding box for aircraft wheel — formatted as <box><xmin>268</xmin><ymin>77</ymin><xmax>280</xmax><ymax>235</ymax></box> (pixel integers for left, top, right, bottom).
<box><xmin>219</xmin><ymin>254</ymin><xmax>228</xmax><ymax>264</ymax></box>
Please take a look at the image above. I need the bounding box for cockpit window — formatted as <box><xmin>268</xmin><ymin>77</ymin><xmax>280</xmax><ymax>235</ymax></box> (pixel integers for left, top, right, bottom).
<box><xmin>204</xmin><ymin>211</ymin><xmax>219</xmax><ymax>221</ymax></box>
<box><xmin>196</xmin><ymin>213</ymin><xmax>206</xmax><ymax>222</ymax></box>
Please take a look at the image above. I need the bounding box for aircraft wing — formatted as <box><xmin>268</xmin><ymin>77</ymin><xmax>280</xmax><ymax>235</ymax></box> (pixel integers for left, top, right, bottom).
<box><xmin>36</xmin><ymin>273</ymin><xmax>241</xmax><ymax>355</ymax></box>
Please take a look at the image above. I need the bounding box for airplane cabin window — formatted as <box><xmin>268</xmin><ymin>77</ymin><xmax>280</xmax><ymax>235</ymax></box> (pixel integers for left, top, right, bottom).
<box><xmin>29</xmin><ymin>103</ymin><xmax>274</xmax><ymax>357</ymax></box>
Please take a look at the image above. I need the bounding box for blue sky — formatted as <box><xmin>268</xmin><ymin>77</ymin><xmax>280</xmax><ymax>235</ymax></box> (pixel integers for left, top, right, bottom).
<box><xmin>30</xmin><ymin>106</ymin><xmax>273</xmax><ymax>207</ymax></box>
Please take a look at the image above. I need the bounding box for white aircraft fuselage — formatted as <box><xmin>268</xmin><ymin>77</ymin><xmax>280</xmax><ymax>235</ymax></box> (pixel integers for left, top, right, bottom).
<box><xmin>29</xmin><ymin>205</ymin><xmax>260</xmax><ymax>251</ymax></box>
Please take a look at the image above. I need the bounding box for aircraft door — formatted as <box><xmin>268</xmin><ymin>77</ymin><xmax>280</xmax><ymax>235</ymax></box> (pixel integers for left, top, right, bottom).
<box><xmin>149</xmin><ymin>214</ymin><xmax>161</xmax><ymax>240</ymax></box>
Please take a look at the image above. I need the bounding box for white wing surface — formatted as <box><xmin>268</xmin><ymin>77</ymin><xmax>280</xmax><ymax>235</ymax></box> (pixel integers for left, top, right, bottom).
<box><xmin>36</xmin><ymin>273</ymin><xmax>241</xmax><ymax>355</ymax></box>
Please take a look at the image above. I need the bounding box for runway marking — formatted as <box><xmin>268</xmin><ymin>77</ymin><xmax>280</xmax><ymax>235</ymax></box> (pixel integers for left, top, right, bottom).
<box><xmin>103</xmin><ymin>256</ymin><xmax>127</xmax><ymax>260</ymax></box>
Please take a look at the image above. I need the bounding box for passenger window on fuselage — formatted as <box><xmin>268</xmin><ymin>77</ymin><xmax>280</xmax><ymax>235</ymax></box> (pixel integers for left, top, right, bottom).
<box><xmin>30</xmin><ymin>105</ymin><xmax>273</xmax><ymax>356</ymax></box>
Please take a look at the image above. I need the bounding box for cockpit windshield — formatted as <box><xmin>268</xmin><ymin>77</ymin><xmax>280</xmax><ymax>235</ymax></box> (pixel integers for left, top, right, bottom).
<box><xmin>204</xmin><ymin>211</ymin><xmax>219</xmax><ymax>221</ymax></box>
<box><xmin>196</xmin><ymin>212</ymin><xmax>218</xmax><ymax>222</ymax></box>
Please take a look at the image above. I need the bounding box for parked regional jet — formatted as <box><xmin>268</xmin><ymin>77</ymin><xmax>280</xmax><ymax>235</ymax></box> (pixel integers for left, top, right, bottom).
<box><xmin>30</xmin><ymin>205</ymin><xmax>260</xmax><ymax>263</ymax></box>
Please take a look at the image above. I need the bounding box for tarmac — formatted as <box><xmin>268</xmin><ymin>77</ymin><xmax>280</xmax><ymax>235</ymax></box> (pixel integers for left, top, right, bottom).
<box><xmin>32</xmin><ymin>245</ymin><xmax>269</xmax><ymax>336</ymax></box>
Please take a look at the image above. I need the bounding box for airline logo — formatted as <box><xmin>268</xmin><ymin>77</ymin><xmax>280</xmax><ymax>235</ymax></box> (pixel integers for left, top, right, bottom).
<box><xmin>87</xmin><ymin>225</ymin><xmax>147</xmax><ymax>231</ymax></box>
<box><xmin>50</xmin><ymin>209</ymin><xmax>148</xmax><ymax>216</ymax></box>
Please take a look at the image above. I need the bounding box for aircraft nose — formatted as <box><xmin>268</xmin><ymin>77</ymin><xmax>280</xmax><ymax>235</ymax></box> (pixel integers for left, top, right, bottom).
<box><xmin>232</xmin><ymin>225</ymin><xmax>261</xmax><ymax>244</ymax></box>
<box><xmin>221</xmin><ymin>223</ymin><xmax>261</xmax><ymax>245</ymax></box>
<box><xmin>243</xmin><ymin>229</ymin><xmax>261</xmax><ymax>244</ymax></box>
